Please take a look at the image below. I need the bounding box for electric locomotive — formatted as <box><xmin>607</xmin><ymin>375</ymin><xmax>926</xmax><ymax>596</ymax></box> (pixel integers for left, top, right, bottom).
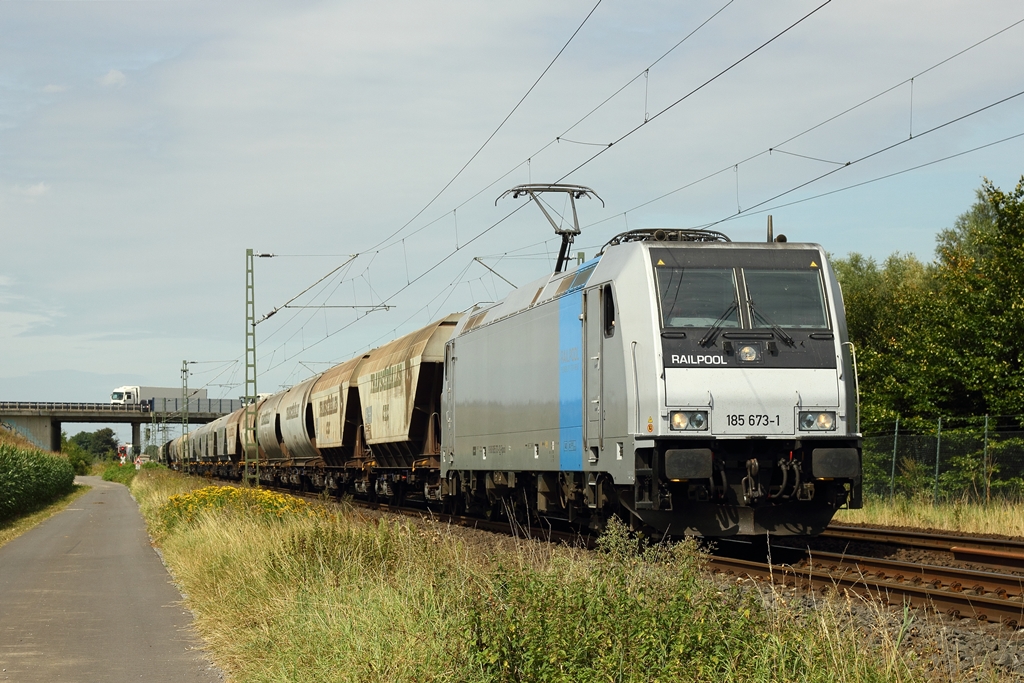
<box><xmin>438</xmin><ymin>184</ymin><xmax>861</xmax><ymax>536</ymax></box>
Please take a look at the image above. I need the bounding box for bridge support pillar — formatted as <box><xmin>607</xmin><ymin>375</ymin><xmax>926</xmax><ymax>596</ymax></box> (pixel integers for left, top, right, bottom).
<box><xmin>131</xmin><ymin>423</ymin><xmax>141</xmax><ymax>456</ymax></box>
<box><xmin>2</xmin><ymin>416</ymin><xmax>61</xmax><ymax>452</ymax></box>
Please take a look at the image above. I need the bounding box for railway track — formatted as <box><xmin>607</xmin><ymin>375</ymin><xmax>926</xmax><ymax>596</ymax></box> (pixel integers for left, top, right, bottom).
<box><xmin>823</xmin><ymin>525</ymin><xmax>1024</xmax><ymax>571</ymax></box>
<box><xmin>709</xmin><ymin>539</ymin><xmax>1024</xmax><ymax>628</ymax></box>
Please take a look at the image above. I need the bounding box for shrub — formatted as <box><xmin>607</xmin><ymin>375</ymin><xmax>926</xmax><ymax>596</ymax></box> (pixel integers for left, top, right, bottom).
<box><xmin>464</xmin><ymin>520</ymin><xmax>776</xmax><ymax>682</ymax></box>
<box><xmin>0</xmin><ymin>444</ymin><xmax>76</xmax><ymax>521</ymax></box>
<box><xmin>102</xmin><ymin>462</ymin><xmax>138</xmax><ymax>485</ymax></box>
<box><xmin>63</xmin><ymin>442</ymin><xmax>93</xmax><ymax>476</ymax></box>
<box><xmin>159</xmin><ymin>486</ymin><xmax>321</xmax><ymax>533</ymax></box>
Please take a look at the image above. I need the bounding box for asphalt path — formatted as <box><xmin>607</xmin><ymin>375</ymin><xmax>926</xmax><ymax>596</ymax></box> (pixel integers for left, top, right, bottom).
<box><xmin>0</xmin><ymin>476</ymin><xmax>222</xmax><ymax>682</ymax></box>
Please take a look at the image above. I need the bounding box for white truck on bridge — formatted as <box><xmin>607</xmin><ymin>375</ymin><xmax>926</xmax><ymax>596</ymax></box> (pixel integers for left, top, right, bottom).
<box><xmin>110</xmin><ymin>386</ymin><xmax>207</xmax><ymax>405</ymax></box>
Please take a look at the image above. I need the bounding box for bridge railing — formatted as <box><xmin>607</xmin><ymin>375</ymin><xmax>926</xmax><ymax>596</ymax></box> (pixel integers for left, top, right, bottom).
<box><xmin>0</xmin><ymin>402</ymin><xmax>150</xmax><ymax>413</ymax></box>
<box><xmin>149</xmin><ymin>398</ymin><xmax>245</xmax><ymax>415</ymax></box>
<box><xmin>0</xmin><ymin>399</ymin><xmax>245</xmax><ymax>415</ymax></box>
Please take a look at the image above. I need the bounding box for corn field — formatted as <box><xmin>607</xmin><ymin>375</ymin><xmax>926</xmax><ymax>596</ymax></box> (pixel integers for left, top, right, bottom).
<box><xmin>0</xmin><ymin>443</ymin><xmax>76</xmax><ymax>521</ymax></box>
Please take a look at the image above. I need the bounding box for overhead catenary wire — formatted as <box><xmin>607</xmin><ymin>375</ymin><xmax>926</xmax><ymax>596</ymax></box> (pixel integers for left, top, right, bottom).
<box><xmin>266</xmin><ymin>81</ymin><xmax>1024</xmax><ymax>377</ymax></box>
<box><xmin>258</xmin><ymin>12</ymin><xmax>1024</xmax><ymax>385</ymax></box>
<box><xmin>369</xmin><ymin>0</ymin><xmax>737</xmax><ymax>258</ymax></box>
<box><xmin>257</xmin><ymin>254</ymin><xmax>358</xmax><ymax>325</ymax></box>
<box><xmin>347</xmin><ymin>0</ymin><xmax>736</xmax><ymax>264</ymax></box>
<box><xmin>263</xmin><ymin>201</ymin><xmax>531</xmax><ymax>374</ymax></box>
<box><xmin>248</xmin><ymin>2</ymin><xmax>609</xmax><ymax>378</ymax></box>
<box><xmin>695</xmin><ymin>87</ymin><xmax>1024</xmax><ymax>230</ymax></box>
<box><xmin>708</xmin><ymin>130</ymin><xmax>1024</xmax><ymax>222</ymax></box>
<box><xmin>581</xmin><ymin>15</ymin><xmax>1024</xmax><ymax>230</ymax></box>
<box><xmin>552</xmin><ymin>0</ymin><xmax>834</xmax><ymax>182</ymax></box>
<box><xmin>360</xmin><ymin>0</ymin><xmax>605</xmax><ymax>256</ymax></box>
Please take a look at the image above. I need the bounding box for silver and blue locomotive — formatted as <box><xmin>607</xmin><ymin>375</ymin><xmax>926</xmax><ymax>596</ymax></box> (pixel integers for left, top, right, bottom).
<box><xmin>165</xmin><ymin>184</ymin><xmax>861</xmax><ymax>537</ymax></box>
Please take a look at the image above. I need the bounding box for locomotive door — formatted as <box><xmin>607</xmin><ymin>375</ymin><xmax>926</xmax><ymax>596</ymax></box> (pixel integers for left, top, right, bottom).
<box><xmin>584</xmin><ymin>287</ymin><xmax>604</xmax><ymax>450</ymax></box>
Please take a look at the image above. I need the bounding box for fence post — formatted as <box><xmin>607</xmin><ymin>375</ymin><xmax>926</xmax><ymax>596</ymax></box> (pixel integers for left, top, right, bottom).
<box><xmin>983</xmin><ymin>414</ymin><xmax>990</xmax><ymax>505</ymax></box>
<box><xmin>890</xmin><ymin>416</ymin><xmax>899</xmax><ymax>501</ymax></box>
<box><xmin>933</xmin><ymin>417</ymin><xmax>942</xmax><ymax>506</ymax></box>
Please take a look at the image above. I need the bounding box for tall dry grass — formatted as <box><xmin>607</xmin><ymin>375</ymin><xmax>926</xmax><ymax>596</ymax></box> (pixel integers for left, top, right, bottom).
<box><xmin>834</xmin><ymin>495</ymin><xmax>1024</xmax><ymax>537</ymax></box>
<box><xmin>133</xmin><ymin>470</ymin><xmax>933</xmax><ymax>682</ymax></box>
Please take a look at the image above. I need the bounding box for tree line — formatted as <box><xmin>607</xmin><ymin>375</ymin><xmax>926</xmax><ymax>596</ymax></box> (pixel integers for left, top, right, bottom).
<box><xmin>833</xmin><ymin>177</ymin><xmax>1024</xmax><ymax>427</ymax></box>
<box><xmin>832</xmin><ymin>177</ymin><xmax>1024</xmax><ymax>500</ymax></box>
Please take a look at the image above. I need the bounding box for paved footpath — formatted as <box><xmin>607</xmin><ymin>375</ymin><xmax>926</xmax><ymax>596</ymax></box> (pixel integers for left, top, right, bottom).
<box><xmin>0</xmin><ymin>476</ymin><xmax>222</xmax><ymax>682</ymax></box>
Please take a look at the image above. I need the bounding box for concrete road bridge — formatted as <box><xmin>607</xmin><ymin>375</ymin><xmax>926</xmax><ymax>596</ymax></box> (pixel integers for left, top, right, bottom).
<box><xmin>0</xmin><ymin>398</ymin><xmax>243</xmax><ymax>452</ymax></box>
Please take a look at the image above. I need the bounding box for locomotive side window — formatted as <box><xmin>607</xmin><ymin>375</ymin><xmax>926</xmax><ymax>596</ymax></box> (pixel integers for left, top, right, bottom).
<box><xmin>603</xmin><ymin>284</ymin><xmax>616</xmax><ymax>337</ymax></box>
<box><xmin>656</xmin><ymin>267</ymin><xmax>739</xmax><ymax>328</ymax></box>
<box><xmin>569</xmin><ymin>264</ymin><xmax>596</xmax><ymax>291</ymax></box>
<box><xmin>743</xmin><ymin>270</ymin><xmax>828</xmax><ymax>329</ymax></box>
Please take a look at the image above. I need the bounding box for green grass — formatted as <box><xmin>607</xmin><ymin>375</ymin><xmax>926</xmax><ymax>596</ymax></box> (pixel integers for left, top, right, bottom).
<box><xmin>102</xmin><ymin>460</ymin><xmax>165</xmax><ymax>486</ymax></box>
<box><xmin>130</xmin><ymin>470</ymin><xmax>938</xmax><ymax>683</ymax></box>
<box><xmin>0</xmin><ymin>484</ymin><xmax>91</xmax><ymax>549</ymax></box>
<box><xmin>0</xmin><ymin>443</ymin><xmax>76</xmax><ymax>522</ymax></box>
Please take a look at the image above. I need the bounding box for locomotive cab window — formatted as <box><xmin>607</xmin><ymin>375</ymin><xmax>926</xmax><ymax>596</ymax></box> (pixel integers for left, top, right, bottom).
<box><xmin>656</xmin><ymin>267</ymin><xmax>740</xmax><ymax>329</ymax></box>
<box><xmin>743</xmin><ymin>269</ymin><xmax>829</xmax><ymax>329</ymax></box>
<box><xmin>603</xmin><ymin>284</ymin><xmax>616</xmax><ymax>337</ymax></box>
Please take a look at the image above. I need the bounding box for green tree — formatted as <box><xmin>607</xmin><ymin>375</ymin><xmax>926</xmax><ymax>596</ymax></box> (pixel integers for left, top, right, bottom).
<box><xmin>69</xmin><ymin>428</ymin><xmax>119</xmax><ymax>458</ymax></box>
<box><xmin>933</xmin><ymin>177</ymin><xmax>1024</xmax><ymax>416</ymax></box>
<box><xmin>835</xmin><ymin>177</ymin><xmax>1024</xmax><ymax>423</ymax></box>
<box><xmin>832</xmin><ymin>252</ymin><xmax>941</xmax><ymax>423</ymax></box>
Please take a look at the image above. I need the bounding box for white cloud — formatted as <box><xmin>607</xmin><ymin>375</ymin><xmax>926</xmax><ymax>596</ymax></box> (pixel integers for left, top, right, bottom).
<box><xmin>43</xmin><ymin>84</ymin><xmax>66</xmax><ymax>93</ymax></box>
<box><xmin>12</xmin><ymin>182</ymin><xmax>50</xmax><ymax>199</ymax></box>
<box><xmin>0</xmin><ymin>311</ymin><xmax>54</xmax><ymax>339</ymax></box>
<box><xmin>98</xmin><ymin>69</ymin><xmax>126</xmax><ymax>88</ymax></box>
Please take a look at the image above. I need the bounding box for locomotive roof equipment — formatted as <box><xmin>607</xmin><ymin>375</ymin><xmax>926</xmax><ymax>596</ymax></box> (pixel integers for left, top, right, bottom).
<box><xmin>497</xmin><ymin>183</ymin><xmax>603</xmax><ymax>273</ymax></box>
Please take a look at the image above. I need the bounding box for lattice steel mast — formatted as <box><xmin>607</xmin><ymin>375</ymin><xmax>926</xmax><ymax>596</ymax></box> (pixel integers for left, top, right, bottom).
<box><xmin>244</xmin><ymin>248</ymin><xmax>259</xmax><ymax>487</ymax></box>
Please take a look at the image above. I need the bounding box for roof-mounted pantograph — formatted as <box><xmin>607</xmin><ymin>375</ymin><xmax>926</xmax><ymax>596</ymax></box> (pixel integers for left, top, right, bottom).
<box><xmin>498</xmin><ymin>184</ymin><xmax>603</xmax><ymax>273</ymax></box>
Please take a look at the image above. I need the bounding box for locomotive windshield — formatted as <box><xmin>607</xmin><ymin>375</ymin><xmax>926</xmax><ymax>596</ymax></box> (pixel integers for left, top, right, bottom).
<box><xmin>657</xmin><ymin>268</ymin><xmax>740</xmax><ymax>328</ymax></box>
<box><xmin>743</xmin><ymin>270</ymin><xmax>828</xmax><ymax>329</ymax></box>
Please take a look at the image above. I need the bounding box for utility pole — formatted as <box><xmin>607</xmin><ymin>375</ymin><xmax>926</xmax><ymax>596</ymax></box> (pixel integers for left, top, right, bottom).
<box><xmin>181</xmin><ymin>360</ymin><xmax>190</xmax><ymax>465</ymax></box>
<box><xmin>244</xmin><ymin>249</ymin><xmax>259</xmax><ymax>487</ymax></box>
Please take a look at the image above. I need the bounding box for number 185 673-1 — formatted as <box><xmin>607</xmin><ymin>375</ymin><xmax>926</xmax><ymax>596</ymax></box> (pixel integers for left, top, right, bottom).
<box><xmin>726</xmin><ymin>414</ymin><xmax>780</xmax><ymax>427</ymax></box>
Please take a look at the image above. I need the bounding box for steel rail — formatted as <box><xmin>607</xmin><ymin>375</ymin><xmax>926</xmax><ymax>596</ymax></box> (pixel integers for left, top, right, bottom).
<box><xmin>707</xmin><ymin>554</ymin><xmax>1024</xmax><ymax>628</ymax></box>
<box><xmin>824</xmin><ymin>524</ymin><xmax>1024</xmax><ymax>554</ymax></box>
<box><xmin>950</xmin><ymin>547</ymin><xmax>1024</xmax><ymax>571</ymax></box>
<box><xmin>793</xmin><ymin>547</ymin><xmax>1024</xmax><ymax>600</ymax></box>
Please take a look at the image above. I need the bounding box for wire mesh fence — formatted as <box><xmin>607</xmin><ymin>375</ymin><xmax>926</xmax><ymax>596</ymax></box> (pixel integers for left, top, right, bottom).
<box><xmin>862</xmin><ymin>416</ymin><xmax>1024</xmax><ymax>503</ymax></box>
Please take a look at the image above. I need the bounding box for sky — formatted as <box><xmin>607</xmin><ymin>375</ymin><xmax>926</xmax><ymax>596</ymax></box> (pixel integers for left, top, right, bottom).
<box><xmin>2</xmin><ymin>0</ymin><xmax>1023</xmax><ymax>443</ymax></box>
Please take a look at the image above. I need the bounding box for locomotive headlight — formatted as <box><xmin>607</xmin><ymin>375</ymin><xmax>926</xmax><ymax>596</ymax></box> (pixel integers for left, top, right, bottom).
<box><xmin>799</xmin><ymin>411</ymin><xmax>836</xmax><ymax>431</ymax></box>
<box><xmin>670</xmin><ymin>410</ymin><xmax>709</xmax><ymax>431</ymax></box>
<box><xmin>738</xmin><ymin>344</ymin><xmax>761</xmax><ymax>362</ymax></box>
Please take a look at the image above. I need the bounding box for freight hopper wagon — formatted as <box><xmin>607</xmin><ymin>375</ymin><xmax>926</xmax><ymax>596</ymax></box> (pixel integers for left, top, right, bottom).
<box><xmin>439</xmin><ymin>227</ymin><xmax>862</xmax><ymax>536</ymax></box>
<box><xmin>163</xmin><ymin>315</ymin><xmax>462</xmax><ymax>503</ymax></box>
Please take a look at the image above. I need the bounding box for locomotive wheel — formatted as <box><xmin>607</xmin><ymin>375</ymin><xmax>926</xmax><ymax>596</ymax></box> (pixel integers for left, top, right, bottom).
<box><xmin>484</xmin><ymin>500</ymin><xmax>504</xmax><ymax>522</ymax></box>
<box><xmin>444</xmin><ymin>492</ymin><xmax>465</xmax><ymax>516</ymax></box>
<box><xmin>388</xmin><ymin>481</ymin><xmax>405</xmax><ymax>508</ymax></box>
